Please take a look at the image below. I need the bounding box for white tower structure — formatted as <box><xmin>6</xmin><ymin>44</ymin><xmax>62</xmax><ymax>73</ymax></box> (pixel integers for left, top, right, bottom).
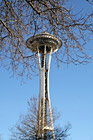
<box><xmin>26</xmin><ymin>32</ymin><xmax>62</xmax><ymax>140</ymax></box>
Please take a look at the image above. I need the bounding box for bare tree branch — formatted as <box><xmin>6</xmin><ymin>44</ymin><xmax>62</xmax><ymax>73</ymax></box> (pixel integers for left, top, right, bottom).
<box><xmin>10</xmin><ymin>97</ymin><xmax>71</xmax><ymax>140</ymax></box>
<box><xmin>0</xmin><ymin>0</ymin><xmax>93</xmax><ymax>79</ymax></box>
<box><xmin>86</xmin><ymin>0</ymin><xmax>93</xmax><ymax>4</ymax></box>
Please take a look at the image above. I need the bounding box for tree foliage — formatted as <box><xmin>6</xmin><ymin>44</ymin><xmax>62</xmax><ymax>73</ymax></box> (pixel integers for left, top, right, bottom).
<box><xmin>0</xmin><ymin>0</ymin><xmax>93</xmax><ymax>79</ymax></box>
<box><xmin>10</xmin><ymin>97</ymin><xmax>71</xmax><ymax>140</ymax></box>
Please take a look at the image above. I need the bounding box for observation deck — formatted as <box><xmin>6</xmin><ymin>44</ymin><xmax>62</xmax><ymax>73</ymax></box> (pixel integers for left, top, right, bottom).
<box><xmin>26</xmin><ymin>32</ymin><xmax>62</xmax><ymax>53</ymax></box>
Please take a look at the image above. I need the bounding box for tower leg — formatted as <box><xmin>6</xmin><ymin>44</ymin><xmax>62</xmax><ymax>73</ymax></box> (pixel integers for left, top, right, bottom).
<box><xmin>37</xmin><ymin>46</ymin><xmax>55</xmax><ymax>140</ymax></box>
<box><xmin>47</xmin><ymin>50</ymin><xmax>55</xmax><ymax>140</ymax></box>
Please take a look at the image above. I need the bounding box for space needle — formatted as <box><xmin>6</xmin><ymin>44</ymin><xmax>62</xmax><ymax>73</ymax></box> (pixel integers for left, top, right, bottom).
<box><xmin>26</xmin><ymin>32</ymin><xmax>62</xmax><ymax>139</ymax></box>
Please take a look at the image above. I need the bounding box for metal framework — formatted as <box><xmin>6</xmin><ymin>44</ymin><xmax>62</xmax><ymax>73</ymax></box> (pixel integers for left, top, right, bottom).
<box><xmin>26</xmin><ymin>32</ymin><xmax>62</xmax><ymax>140</ymax></box>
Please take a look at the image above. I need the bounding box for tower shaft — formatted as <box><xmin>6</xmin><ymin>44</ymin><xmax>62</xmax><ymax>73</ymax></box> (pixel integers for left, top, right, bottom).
<box><xmin>37</xmin><ymin>46</ymin><xmax>55</xmax><ymax>140</ymax></box>
<box><xmin>26</xmin><ymin>32</ymin><xmax>62</xmax><ymax>140</ymax></box>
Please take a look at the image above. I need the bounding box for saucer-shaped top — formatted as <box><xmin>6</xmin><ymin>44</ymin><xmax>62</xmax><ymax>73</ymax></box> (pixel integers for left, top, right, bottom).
<box><xmin>26</xmin><ymin>32</ymin><xmax>62</xmax><ymax>53</ymax></box>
